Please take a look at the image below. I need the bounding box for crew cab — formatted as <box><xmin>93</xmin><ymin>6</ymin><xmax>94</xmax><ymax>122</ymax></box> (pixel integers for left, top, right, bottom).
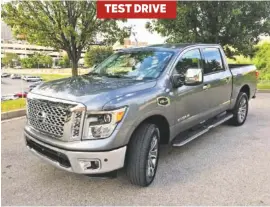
<box><xmin>24</xmin><ymin>44</ymin><xmax>257</xmax><ymax>186</ymax></box>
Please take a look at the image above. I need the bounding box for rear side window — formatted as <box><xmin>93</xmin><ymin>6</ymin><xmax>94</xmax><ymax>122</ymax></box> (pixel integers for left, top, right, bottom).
<box><xmin>202</xmin><ymin>48</ymin><xmax>224</xmax><ymax>74</ymax></box>
<box><xmin>175</xmin><ymin>49</ymin><xmax>202</xmax><ymax>74</ymax></box>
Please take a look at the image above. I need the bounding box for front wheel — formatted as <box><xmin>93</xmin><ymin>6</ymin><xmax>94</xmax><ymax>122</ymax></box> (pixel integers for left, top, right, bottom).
<box><xmin>229</xmin><ymin>92</ymin><xmax>249</xmax><ymax>126</ymax></box>
<box><xmin>126</xmin><ymin>123</ymin><xmax>160</xmax><ymax>187</ymax></box>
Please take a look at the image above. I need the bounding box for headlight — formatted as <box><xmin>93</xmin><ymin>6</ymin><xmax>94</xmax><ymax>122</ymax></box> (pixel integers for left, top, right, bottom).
<box><xmin>83</xmin><ymin>107</ymin><xmax>127</xmax><ymax>140</ymax></box>
<box><xmin>70</xmin><ymin>104</ymin><xmax>86</xmax><ymax>141</ymax></box>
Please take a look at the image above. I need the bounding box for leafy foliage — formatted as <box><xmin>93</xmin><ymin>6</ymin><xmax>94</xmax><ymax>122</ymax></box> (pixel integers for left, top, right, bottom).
<box><xmin>254</xmin><ymin>42</ymin><xmax>270</xmax><ymax>80</ymax></box>
<box><xmin>59</xmin><ymin>55</ymin><xmax>71</xmax><ymax>68</ymax></box>
<box><xmin>84</xmin><ymin>46</ymin><xmax>114</xmax><ymax>67</ymax></box>
<box><xmin>2</xmin><ymin>1</ymin><xmax>131</xmax><ymax>75</ymax></box>
<box><xmin>20</xmin><ymin>53</ymin><xmax>52</xmax><ymax>68</ymax></box>
<box><xmin>2</xmin><ymin>53</ymin><xmax>19</xmax><ymax>67</ymax></box>
<box><xmin>227</xmin><ymin>55</ymin><xmax>253</xmax><ymax>64</ymax></box>
<box><xmin>228</xmin><ymin>42</ymin><xmax>270</xmax><ymax>80</ymax></box>
<box><xmin>146</xmin><ymin>1</ymin><xmax>270</xmax><ymax>57</ymax></box>
<box><xmin>253</xmin><ymin>43</ymin><xmax>270</xmax><ymax>70</ymax></box>
<box><xmin>20</xmin><ymin>57</ymin><xmax>35</xmax><ymax>68</ymax></box>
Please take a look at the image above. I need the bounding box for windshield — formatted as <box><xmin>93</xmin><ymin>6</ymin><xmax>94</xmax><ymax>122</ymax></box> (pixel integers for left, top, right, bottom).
<box><xmin>90</xmin><ymin>50</ymin><xmax>174</xmax><ymax>80</ymax></box>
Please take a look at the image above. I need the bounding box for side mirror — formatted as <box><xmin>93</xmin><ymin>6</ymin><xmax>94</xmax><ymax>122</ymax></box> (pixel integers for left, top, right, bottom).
<box><xmin>171</xmin><ymin>73</ymin><xmax>185</xmax><ymax>88</ymax></box>
<box><xmin>184</xmin><ymin>68</ymin><xmax>203</xmax><ymax>86</ymax></box>
<box><xmin>89</xmin><ymin>64</ymin><xmax>97</xmax><ymax>72</ymax></box>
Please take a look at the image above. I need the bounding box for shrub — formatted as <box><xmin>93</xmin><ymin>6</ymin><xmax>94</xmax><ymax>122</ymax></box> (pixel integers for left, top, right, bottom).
<box><xmin>59</xmin><ymin>55</ymin><xmax>71</xmax><ymax>68</ymax></box>
<box><xmin>227</xmin><ymin>55</ymin><xmax>253</xmax><ymax>64</ymax></box>
<box><xmin>254</xmin><ymin>42</ymin><xmax>270</xmax><ymax>81</ymax></box>
<box><xmin>2</xmin><ymin>53</ymin><xmax>19</xmax><ymax>67</ymax></box>
<box><xmin>20</xmin><ymin>53</ymin><xmax>52</xmax><ymax>68</ymax></box>
<box><xmin>253</xmin><ymin>43</ymin><xmax>270</xmax><ymax>69</ymax></box>
<box><xmin>20</xmin><ymin>57</ymin><xmax>36</xmax><ymax>68</ymax></box>
<box><xmin>227</xmin><ymin>42</ymin><xmax>270</xmax><ymax>81</ymax></box>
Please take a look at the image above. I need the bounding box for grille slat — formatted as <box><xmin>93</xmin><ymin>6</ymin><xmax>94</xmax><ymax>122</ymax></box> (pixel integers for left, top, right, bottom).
<box><xmin>27</xmin><ymin>98</ymin><xmax>75</xmax><ymax>138</ymax></box>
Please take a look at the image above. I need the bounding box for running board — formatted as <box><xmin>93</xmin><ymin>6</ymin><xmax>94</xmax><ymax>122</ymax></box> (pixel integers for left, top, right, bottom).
<box><xmin>172</xmin><ymin>113</ymin><xmax>233</xmax><ymax>147</ymax></box>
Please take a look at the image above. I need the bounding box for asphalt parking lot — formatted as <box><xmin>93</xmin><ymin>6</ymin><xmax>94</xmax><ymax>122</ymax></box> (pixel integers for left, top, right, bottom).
<box><xmin>1</xmin><ymin>78</ymin><xmax>32</xmax><ymax>95</ymax></box>
<box><xmin>1</xmin><ymin>94</ymin><xmax>270</xmax><ymax>206</ymax></box>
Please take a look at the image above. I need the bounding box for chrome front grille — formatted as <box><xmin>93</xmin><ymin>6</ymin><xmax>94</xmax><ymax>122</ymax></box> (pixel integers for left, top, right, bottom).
<box><xmin>27</xmin><ymin>98</ymin><xmax>75</xmax><ymax>138</ymax></box>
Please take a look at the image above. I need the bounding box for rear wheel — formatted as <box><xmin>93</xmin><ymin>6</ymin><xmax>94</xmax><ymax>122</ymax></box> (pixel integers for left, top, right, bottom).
<box><xmin>229</xmin><ymin>92</ymin><xmax>249</xmax><ymax>126</ymax></box>
<box><xmin>126</xmin><ymin>123</ymin><xmax>160</xmax><ymax>187</ymax></box>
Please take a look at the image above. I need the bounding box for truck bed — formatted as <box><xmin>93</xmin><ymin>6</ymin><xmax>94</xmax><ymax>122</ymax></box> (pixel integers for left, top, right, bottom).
<box><xmin>229</xmin><ymin>63</ymin><xmax>257</xmax><ymax>104</ymax></box>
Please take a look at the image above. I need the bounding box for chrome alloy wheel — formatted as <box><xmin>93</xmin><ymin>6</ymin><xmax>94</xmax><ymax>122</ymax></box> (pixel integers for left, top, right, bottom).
<box><xmin>146</xmin><ymin>134</ymin><xmax>158</xmax><ymax>179</ymax></box>
<box><xmin>238</xmin><ymin>98</ymin><xmax>247</xmax><ymax>123</ymax></box>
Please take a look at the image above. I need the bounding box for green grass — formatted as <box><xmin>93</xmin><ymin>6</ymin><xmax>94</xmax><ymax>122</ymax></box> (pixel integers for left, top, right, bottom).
<box><xmin>32</xmin><ymin>74</ymin><xmax>70</xmax><ymax>81</ymax></box>
<box><xmin>1</xmin><ymin>98</ymin><xmax>26</xmax><ymax>112</ymax></box>
<box><xmin>258</xmin><ymin>82</ymin><xmax>270</xmax><ymax>89</ymax></box>
<box><xmin>1</xmin><ymin>74</ymin><xmax>70</xmax><ymax>112</ymax></box>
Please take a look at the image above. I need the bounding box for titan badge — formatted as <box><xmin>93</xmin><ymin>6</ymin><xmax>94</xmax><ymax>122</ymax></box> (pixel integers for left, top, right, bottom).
<box><xmin>157</xmin><ymin>97</ymin><xmax>170</xmax><ymax>106</ymax></box>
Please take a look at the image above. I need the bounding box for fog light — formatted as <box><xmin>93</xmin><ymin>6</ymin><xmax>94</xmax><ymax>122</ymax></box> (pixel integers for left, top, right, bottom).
<box><xmin>79</xmin><ymin>159</ymin><xmax>101</xmax><ymax>171</ymax></box>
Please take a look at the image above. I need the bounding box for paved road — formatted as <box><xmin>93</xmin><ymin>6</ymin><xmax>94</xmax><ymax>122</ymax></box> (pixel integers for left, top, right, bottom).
<box><xmin>1</xmin><ymin>78</ymin><xmax>32</xmax><ymax>95</ymax></box>
<box><xmin>2</xmin><ymin>94</ymin><xmax>270</xmax><ymax>206</ymax></box>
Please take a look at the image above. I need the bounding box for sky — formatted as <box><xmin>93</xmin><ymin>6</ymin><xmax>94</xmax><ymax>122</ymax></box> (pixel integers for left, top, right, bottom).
<box><xmin>125</xmin><ymin>19</ymin><xmax>167</xmax><ymax>44</ymax></box>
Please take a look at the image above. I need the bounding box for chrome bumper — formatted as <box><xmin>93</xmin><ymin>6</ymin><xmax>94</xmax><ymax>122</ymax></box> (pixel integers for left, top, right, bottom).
<box><xmin>25</xmin><ymin>132</ymin><xmax>126</xmax><ymax>174</ymax></box>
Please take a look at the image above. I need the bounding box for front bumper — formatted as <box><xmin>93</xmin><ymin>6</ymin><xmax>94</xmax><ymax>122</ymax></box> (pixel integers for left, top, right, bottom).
<box><xmin>25</xmin><ymin>132</ymin><xmax>127</xmax><ymax>174</ymax></box>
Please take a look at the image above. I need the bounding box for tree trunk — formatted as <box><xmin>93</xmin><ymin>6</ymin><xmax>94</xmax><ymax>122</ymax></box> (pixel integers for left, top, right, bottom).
<box><xmin>71</xmin><ymin>59</ymin><xmax>78</xmax><ymax>76</ymax></box>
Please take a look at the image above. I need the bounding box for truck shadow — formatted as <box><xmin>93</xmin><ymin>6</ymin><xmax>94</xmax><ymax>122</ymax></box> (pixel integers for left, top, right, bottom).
<box><xmin>116</xmin><ymin>115</ymin><xmax>258</xmax><ymax>188</ymax></box>
<box><xmin>39</xmin><ymin>112</ymin><xmax>258</xmax><ymax>190</ymax></box>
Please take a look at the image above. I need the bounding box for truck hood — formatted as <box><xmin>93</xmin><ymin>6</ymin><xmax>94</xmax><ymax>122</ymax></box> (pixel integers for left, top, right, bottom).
<box><xmin>31</xmin><ymin>75</ymin><xmax>156</xmax><ymax>110</ymax></box>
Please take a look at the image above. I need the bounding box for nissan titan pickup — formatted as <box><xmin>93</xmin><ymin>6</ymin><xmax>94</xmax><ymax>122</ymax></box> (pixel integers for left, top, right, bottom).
<box><xmin>25</xmin><ymin>44</ymin><xmax>257</xmax><ymax>186</ymax></box>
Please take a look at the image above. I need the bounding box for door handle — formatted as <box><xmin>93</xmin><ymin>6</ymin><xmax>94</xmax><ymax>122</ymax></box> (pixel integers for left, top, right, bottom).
<box><xmin>203</xmin><ymin>84</ymin><xmax>211</xmax><ymax>90</ymax></box>
<box><xmin>221</xmin><ymin>77</ymin><xmax>231</xmax><ymax>83</ymax></box>
<box><xmin>224</xmin><ymin>77</ymin><xmax>231</xmax><ymax>83</ymax></box>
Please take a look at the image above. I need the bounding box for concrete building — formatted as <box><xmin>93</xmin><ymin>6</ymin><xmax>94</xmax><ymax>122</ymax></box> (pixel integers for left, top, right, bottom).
<box><xmin>1</xmin><ymin>22</ymin><xmax>85</xmax><ymax>66</ymax></box>
<box><xmin>113</xmin><ymin>38</ymin><xmax>148</xmax><ymax>50</ymax></box>
<box><xmin>1</xmin><ymin>22</ymin><xmax>13</xmax><ymax>41</ymax></box>
<box><xmin>1</xmin><ymin>22</ymin><xmax>149</xmax><ymax>67</ymax></box>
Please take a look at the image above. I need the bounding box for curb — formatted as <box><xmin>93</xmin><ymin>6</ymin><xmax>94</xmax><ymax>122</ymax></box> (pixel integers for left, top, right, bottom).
<box><xmin>258</xmin><ymin>89</ymin><xmax>270</xmax><ymax>93</ymax></box>
<box><xmin>1</xmin><ymin>109</ymin><xmax>26</xmax><ymax>121</ymax></box>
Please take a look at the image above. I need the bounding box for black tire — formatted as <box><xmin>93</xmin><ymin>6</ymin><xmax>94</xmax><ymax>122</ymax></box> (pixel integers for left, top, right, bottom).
<box><xmin>228</xmin><ymin>92</ymin><xmax>249</xmax><ymax>126</ymax></box>
<box><xmin>126</xmin><ymin>123</ymin><xmax>160</xmax><ymax>187</ymax></box>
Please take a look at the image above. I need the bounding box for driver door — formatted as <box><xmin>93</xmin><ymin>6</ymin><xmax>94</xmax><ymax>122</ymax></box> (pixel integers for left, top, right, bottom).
<box><xmin>171</xmin><ymin>48</ymin><xmax>210</xmax><ymax>134</ymax></box>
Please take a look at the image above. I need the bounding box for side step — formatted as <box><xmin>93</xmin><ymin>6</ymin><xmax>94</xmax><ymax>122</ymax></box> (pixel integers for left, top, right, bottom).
<box><xmin>172</xmin><ymin>112</ymin><xmax>233</xmax><ymax>147</ymax></box>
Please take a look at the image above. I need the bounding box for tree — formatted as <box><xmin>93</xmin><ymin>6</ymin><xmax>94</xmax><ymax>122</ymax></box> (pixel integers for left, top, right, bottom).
<box><xmin>2</xmin><ymin>1</ymin><xmax>130</xmax><ymax>76</ymax></box>
<box><xmin>2</xmin><ymin>53</ymin><xmax>19</xmax><ymax>68</ymax></box>
<box><xmin>20</xmin><ymin>57</ymin><xmax>35</xmax><ymax>68</ymax></box>
<box><xmin>59</xmin><ymin>55</ymin><xmax>71</xmax><ymax>68</ymax></box>
<box><xmin>20</xmin><ymin>53</ymin><xmax>53</xmax><ymax>68</ymax></box>
<box><xmin>44</xmin><ymin>55</ymin><xmax>53</xmax><ymax>68</ymax></box>
<box><xmin>146</xmin><ymin>1</ymin><xmax>270</xmax><ymax>57</ymax></box>
<box><xmin>253</xmin><ymin>42</ymin><xmax>270</xmax><ymax>80</ymax></box>
<box><xmin>84</xmin><ymin>46</ymin><xmax>114</xmax><ymax>67</ymax></box>
<box><xmin>254</xmin><ymin>42</ymin><xmax>270</xmax><ymax>70</ymax></box>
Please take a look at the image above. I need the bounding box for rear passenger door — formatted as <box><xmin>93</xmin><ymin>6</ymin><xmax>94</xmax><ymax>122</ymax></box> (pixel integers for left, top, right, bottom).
<box><xmin>201</xmin><ymin>47</ymin><xmax>232</xmax><ymax>116</ymax></box>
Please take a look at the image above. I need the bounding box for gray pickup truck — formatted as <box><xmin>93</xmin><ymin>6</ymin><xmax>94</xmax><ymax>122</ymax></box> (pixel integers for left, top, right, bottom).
<box><xmin>25</xmin><ymin>44</ymin><xmax>257</xmax><ymax>186</ymax></box>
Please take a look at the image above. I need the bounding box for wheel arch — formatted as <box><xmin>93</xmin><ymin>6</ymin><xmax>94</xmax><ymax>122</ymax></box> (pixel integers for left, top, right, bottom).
<box><xmin>129</xmin><ymin>114</ymin><xmax>170</xmax><ymax>145</ymax></box>
<box><xmin>239</xmin><ymin>84</ymin><xmax>250</xmax><ymax>99</ymax></box>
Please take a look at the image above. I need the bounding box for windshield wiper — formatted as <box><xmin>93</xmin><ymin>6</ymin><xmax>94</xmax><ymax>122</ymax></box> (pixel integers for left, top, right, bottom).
<box><xmin>103</xmin><ymin>74</ymin><xmax>129</xmax><ymax>78</ymax></box>
<box><xmin>88</xmin><ymin>72</ymin><xmax>102</xmax><ymax>76</ymax></box>
<box><xmin>88</xmin><ymin>72</ymin><xmax>132</xmax><ymax>79</ymax></box>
